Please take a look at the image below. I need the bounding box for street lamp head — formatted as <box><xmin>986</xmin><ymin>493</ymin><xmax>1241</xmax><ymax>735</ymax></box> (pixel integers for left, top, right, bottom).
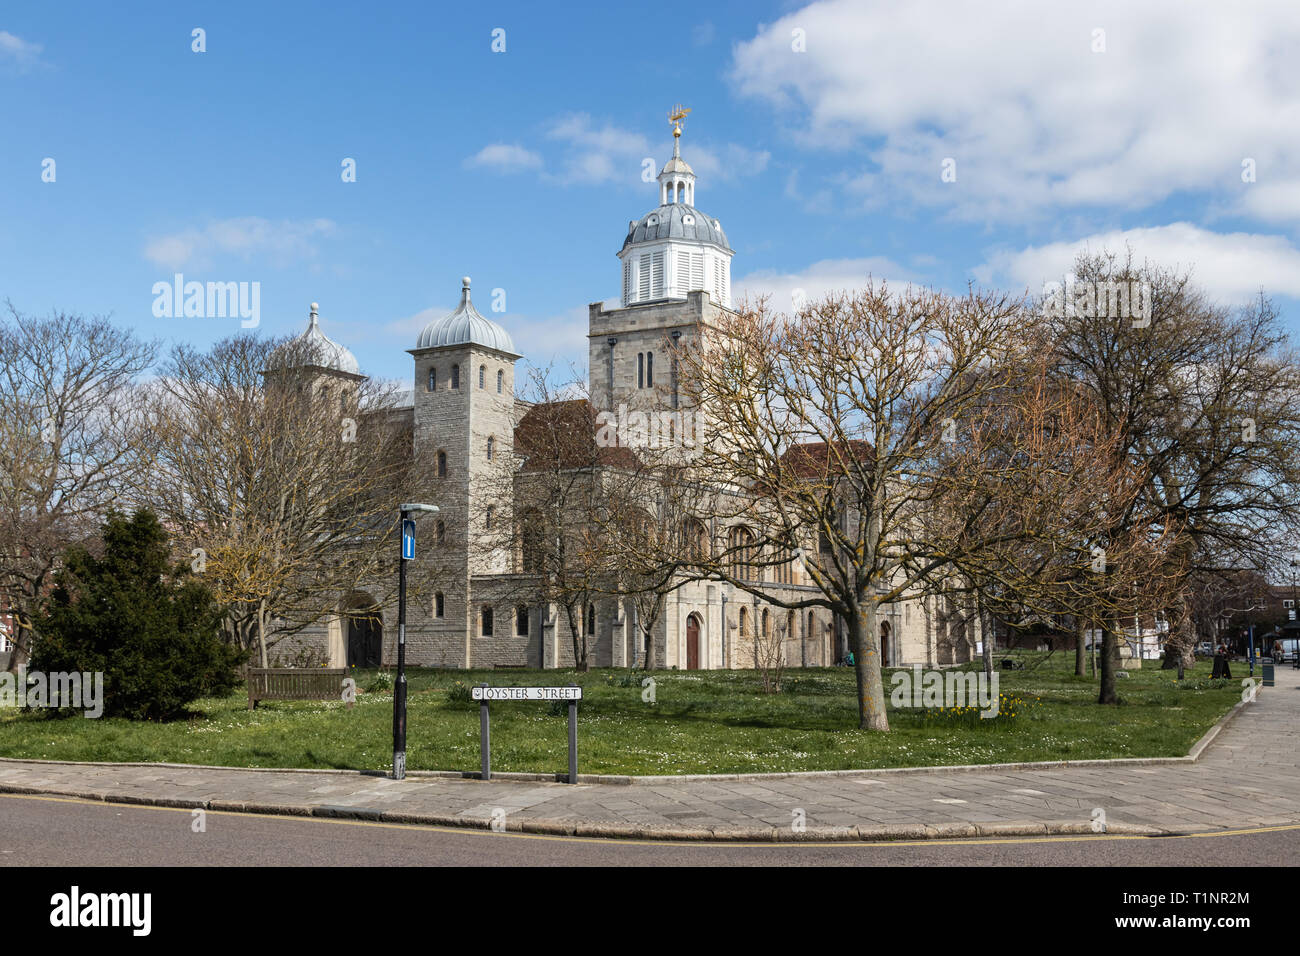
<box><xmin>400</xmin><ymin>503</ymin><xmax>440</xmax><ymax>516</ymax></box>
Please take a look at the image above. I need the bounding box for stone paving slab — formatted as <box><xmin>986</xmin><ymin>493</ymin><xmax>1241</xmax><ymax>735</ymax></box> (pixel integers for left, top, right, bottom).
<box><xmin>0</xmin><ymin>668</ymin><xmax>1297</xmax><ymax>842</ymax></box>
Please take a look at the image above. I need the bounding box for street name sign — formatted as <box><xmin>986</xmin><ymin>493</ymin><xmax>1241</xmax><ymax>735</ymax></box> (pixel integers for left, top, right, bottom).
<box><xmin>471</xmin><ymin>686</ymin><xmax>583</xmax><ymax>701</ymax></box>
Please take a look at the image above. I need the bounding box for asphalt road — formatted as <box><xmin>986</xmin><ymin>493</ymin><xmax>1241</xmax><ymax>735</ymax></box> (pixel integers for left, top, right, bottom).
<box><xmin>2</xmin><ymin>792</ymin><xmax>1296</xmax><ymax>866</ymax></box>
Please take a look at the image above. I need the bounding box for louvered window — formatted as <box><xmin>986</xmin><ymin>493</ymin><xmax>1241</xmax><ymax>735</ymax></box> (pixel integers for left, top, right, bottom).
<box><xmin>690</xmin><ymin>253</ymin><xmax>704</xmax><ymax>290</ymax></box>
<box><xmin>638</xmin><ymin>256</ymin><xmax>650</xmax><ymax>300</ymax></box>
<box><xmin>623</xmin><ymin>258</ymin><xmax>632</xmax><ymax>303</ymax></box>
<box><xmin>650</xmin><ymin>251</ymin><xmax>664</xmax><ymax>298</ymax></box>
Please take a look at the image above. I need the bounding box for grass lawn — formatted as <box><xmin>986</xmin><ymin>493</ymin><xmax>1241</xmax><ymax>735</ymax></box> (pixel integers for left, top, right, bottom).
<box><xmin>0</xmin><ymin>651</ymin><xmax>1245</xmax><ymax>775</ymax></box>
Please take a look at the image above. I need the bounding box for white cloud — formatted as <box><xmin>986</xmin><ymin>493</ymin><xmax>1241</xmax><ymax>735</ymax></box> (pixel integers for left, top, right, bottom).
<box><xmin>482</xmin><ymin>113</ymin><xmax>772</xmax><ymax>190</ymax></box>
<box><xmin>544</xmin><ymin>113</ymin><xmax>653</xmax><ymax>186</ymax></box>
<box><xmin>0</xmin><ymin>31</ymin><xmax>42</xmax><ymax>68</ymax></box>
<box><xmin>977</xmin><ymin>223</ymin><xmax>1300</xmax><ymax>303</ymax></box>
<box><xmin>734</xmin><ymin>256</ymin><xmax>914</xmax><ymax>312</ymax></box>
<box><xmin>381</xmin><ymin>306</ymin><xmax>446</xmax><ymax>344</ymax></box>
<box><xmin>731</xmin><ymin>0</ymin><xmax>1300</xmax><ymax>222</ymax></box>
<box><xmin>143</xmin><ymin>217</ymin><xmax>339</xmax><ymax>270</ymax></box>
<box><xmin>509</xmin><ymin>305</ymin><xmax>591</xmax><ymax>366</ymax></box>
<box><xmin>464</xmin><ymin>143</ymin><xmax>543</xmax><ymax>173</ymax></box>
<box><xmin>687</xmin><ymin>143</ymin><xmax>771</xmax><ymax>182</ymax></box>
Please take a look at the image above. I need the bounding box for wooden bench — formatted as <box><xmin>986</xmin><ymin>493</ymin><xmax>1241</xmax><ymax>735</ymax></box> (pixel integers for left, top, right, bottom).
<box><xmin>246</xmin><ymin>667</ymin><xmax>349</xmax><ymax>709</ymax></box>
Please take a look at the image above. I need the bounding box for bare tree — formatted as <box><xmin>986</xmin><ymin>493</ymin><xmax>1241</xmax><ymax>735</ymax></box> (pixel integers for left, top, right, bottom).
<box><xmin>0</xmin><ymin>305</ymin><xmax>157</xmax><ymax>672</ymax></box>
<box><xmin>476</xmin><ymin>369</ymin><xmax>623</xmax><ymax>671</ymax></box>
<box><xmin>664</xmin><ymin>283</ymin><xmax>1062</xmax><ymax>730</ymax></box>
<box><xmin>1048</xmin><ymin>251</ymin><xmax>1300</xmax><ymax>670</ymax></box>
<box><xmin>144</xmin><ymin>334</ymin><xmax>435</xmax><ymax>665</ymax></box>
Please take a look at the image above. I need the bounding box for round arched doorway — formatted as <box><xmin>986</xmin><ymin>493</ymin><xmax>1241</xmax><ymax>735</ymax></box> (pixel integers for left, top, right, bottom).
<box><xmin>880</xmin><ymin>620</ymin><xmax>891</xmax><ymax>667</ymax></box>
<box><xmin>345</xmin><ymin>594</ymin><xmax>383</xmax><ymax>667</ymax></box>
<box><xmin>686</xmin><ymin>613</ymin><xmax>701</xmax><ymax>670</ymax></box>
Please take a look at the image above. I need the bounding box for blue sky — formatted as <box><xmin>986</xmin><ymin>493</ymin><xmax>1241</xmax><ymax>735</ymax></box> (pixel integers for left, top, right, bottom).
<box><xmin>3</xmin><ymin>0</ymin><xmax>1299</xmax><ymax>385</ymax></box>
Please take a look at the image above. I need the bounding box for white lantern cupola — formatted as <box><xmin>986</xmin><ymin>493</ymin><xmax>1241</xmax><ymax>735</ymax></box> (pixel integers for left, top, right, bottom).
<box><xmin>618</xmin><ymin>105</ymin><xmax>733</xmax><ymax>308</ymax></box>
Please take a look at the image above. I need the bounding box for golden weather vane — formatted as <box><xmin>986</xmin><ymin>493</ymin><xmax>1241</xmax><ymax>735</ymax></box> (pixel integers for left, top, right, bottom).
<box><xmin>669</xmin><ymin>103</ymin><xmax>691</xmax><ymax>139</ymax></box>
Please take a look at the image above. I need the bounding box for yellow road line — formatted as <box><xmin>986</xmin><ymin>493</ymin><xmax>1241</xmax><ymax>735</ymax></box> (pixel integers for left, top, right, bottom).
<box><xmin>2</xmin><ymin>792</ymin><xmax>1296</xmax><ymax>848</ymax></box>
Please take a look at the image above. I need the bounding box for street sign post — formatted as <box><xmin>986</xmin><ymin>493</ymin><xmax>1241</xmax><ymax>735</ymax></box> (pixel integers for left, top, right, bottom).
<box><xmin>392</xmin><ymin>504</ymin><xmax>438</xmax><ymax>781</ymax></box>
<box><xmin>473</xmin><ymin>685</ymin><xmax>583</xmax><ymax>783</ymax></box>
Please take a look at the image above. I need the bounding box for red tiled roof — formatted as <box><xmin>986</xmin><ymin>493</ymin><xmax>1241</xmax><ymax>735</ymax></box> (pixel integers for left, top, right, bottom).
<box><xmin>513</xmin><ymin>399</ymin><xmax>639</xmax><ymax>472</ymax></box>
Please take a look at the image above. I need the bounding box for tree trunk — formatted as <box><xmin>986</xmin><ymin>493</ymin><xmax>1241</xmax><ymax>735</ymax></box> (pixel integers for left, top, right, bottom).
<box><xmin>1160</xmin><ymin>594</ymin><xmax>1195</xmax><ymax>671</ymax></box>
<box><xmin>1098</xmin><ymin>625</ymin><xmax>1118</xmax><ymax>704</ymax></box>
<box><xmin>257</xmin><ymin>600</ymin><xmax>268</xmax><ymax>668</ymax></box>
<box><xmin>564</xmin><ymin>603</ymin><xmax>587</xmax><ymax>672</ymax></box>
<box><xmin>5</xmin><ymin>615</ymin><xmax>34</xmax><ymax>673</ymax></box>
<box><xmin>979</xmin><ymin>598</ymin><xmax>994</xmax><ymax>681</ymax></box>
<box><xmin>639</xmin><ymin>598</ymin><xmax>661</xmax><ymax>671</ymax></box>
<box><xmin>1075</xmin><ymin>618</ymin><xmax>1088</xmax><ymax>677</ymax></box>
<box><xmin>851</xmin><ymin>600</ymin><xmax>889</xmax><ymax>731</ymax></box>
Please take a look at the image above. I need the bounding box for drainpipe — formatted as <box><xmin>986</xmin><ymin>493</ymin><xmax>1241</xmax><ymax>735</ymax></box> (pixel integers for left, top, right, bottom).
<box><xmin>606</xmin><ymin>337</ymin><xmax>617</xmax><ymax>409</ymax></box>
<box><xmin>720</xmin><ymin>591</ymin><xmax>728</xmax><ymax>669</ymax></box>
<box><xmin>670</xmin><ymin>329</ymin><xmax>681</xmax><ymax>409</ymax></box>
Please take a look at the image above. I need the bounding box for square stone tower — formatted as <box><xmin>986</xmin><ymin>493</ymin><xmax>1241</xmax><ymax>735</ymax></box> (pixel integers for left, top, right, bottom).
<box><xmin>409</xmin><ymin>277</ymin><xmax>520</xmax><ymax>665</ymax></box>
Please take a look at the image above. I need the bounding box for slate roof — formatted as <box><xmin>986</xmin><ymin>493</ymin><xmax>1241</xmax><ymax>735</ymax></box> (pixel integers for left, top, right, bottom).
<box><xmin>622</xmin><ymin>203</ymin><xmax>731</xmax><ymax>253</ymax></box>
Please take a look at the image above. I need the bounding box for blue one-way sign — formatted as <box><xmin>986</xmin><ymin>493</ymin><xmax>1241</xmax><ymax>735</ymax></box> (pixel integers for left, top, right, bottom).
<box><xmin>401</xmin><ymin>518</ymin><xmax>415</xmax><ymax>560</ymax></box>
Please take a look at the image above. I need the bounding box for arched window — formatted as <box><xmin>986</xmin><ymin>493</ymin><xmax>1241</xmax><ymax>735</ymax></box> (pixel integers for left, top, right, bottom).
<box><xmin>515</xmin><ymin>605</ymin><xmax>528</xmax><ymax>636</ymax></box>
<box><xmin>683</xmin><ymin>518</ymin><xmax>708</xmax><ymax>560</ymax></box>
<box><xmin>521</xmin><ymin>510</ymin><xmax>544</xmax><ymax>573</ymax></box>
<box><xmin>486</xmin><ymin>436</ymin><xmax>495</xmax><ymax>460</ymax></box>
<box><xmin>775</xmin><ymin>551</ymin><xmax>795</xmax><ymax>585</ymax></box>
<box><xmin>451</xmin><ymin>364</ymin><xmax>460</xmax><ymax>389</ymax></box>
<box><xmin>481</xmin><ymin>606</ymin><xmax>493</xmax><ymax>636</ymax></box>
<box><xmin>427</xmin><ymin>367</ymin><xmax>436</xmax><ymax>391</ymax></box>
<box><xmin>437</xmin><ymin>450</ymin><xmax>447</xmax><ymax>477</ymax></box>
<box><xmin>739</xmin><ymin>607</ymin><xmax>750</xmax><ymax>641</ymax></box>
<box><xmin>434</xmin><ymin>592</ymin><xmax>445</xmax><ymax>618</ymax></box>
<box><xmin>435</xmin><ymin>520</ymin><xmax>446</xmax><ymax>545</ymax></box>
<box><xmin>646</xmin><ymin>351</ymin><xmax>654</xmax><ymax>386</ymax></box>
<box><xmin>479</xmin><ymin>364</ymin><xmax>486</xmax><ymax>389</ymax></box>
<box><xmin>728</xmin><ymin>525</ymin><xmax>754</xmax><ymax>581</ymax></box>
<box><xmin>497</xmin><ymin>369</ymin><xmax>503</xmax><ymax>394</ymax></box>
<box><xmin>486</xmin><ymin>505</ymin><xmax>494</xmax><ymax>530</ymax></box>
<box><xmin>638</xmin><ymin>353</ymin><xmax>644</xmax><ymax>389</ymax></box>
<box><xmin>584</xmin><ymin>603</ymin><xmax>596</xmax><ymax>637</ymax></box>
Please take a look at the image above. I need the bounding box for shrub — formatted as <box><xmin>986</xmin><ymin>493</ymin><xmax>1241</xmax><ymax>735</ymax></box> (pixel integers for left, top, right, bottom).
<box><xmin>31</xmin><ymin>510</ymin><xmax>245</xmax><ymax>720</ymax></box>
<box><xmin>446</xmin><ymin>680</ymin><xmax>473</xmax><ymax>706</ymax></box>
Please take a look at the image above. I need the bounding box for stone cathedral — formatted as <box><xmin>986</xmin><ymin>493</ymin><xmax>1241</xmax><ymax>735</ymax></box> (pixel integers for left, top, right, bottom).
<box><xmin>275</xmin><ymin>114</ymin><xmax>979</xmax><ymax>672</ymax></box>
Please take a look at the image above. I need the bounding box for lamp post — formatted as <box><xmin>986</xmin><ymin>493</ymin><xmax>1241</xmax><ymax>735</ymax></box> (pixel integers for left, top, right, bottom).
<box><xmin>1292</xmin><ymin>560</ymin><xmax>1300</xmax><ymax>669</ymax></box>
<box><xmin>393</xmin><ymin>503</ymin><xmax>438</xmax><ymax>780</ymax></box>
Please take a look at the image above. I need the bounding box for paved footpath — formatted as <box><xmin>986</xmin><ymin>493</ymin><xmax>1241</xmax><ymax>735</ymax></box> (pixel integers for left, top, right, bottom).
<box><xmin>1</xmin><ymin>667</ymin><xmax>1297</xmax><ymax>842</ymax></box>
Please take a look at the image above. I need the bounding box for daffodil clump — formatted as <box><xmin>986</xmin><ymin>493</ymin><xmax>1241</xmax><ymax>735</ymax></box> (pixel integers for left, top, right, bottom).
<box><xmin>916</xmin><ymin>693</ymin><xmax>1041</xmax><ymax>730</ymax></box>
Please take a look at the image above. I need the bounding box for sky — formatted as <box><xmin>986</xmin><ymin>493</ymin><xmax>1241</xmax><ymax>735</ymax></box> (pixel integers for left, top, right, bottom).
<box><xmin>3</xmin><ymin>0</ymin><xmax>1299</xmax><ymax>387</ymax></box>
